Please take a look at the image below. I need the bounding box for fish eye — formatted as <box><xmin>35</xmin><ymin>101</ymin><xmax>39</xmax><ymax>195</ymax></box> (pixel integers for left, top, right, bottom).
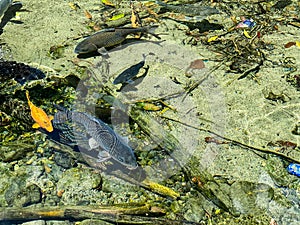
<box><xmin>117</xmin><ymin>156</ymin><xmax>124</xmax><ymax>163</ymax></box>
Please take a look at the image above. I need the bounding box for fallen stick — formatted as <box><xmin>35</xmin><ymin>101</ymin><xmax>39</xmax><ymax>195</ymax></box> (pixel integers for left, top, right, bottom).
<box><xmin>160</xmin><ymin>115</ymin><xmax>300</xmax><ymax>164</ymax></box>
<box><xmin>0</xmin><ymin>204</ymin><xmax>201</xmax><ymax>224</ymax></box>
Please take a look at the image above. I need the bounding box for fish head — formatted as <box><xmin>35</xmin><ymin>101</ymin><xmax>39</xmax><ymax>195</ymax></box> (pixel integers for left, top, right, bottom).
<box><xmin>114</xmin><ymin>145</ymin><xmax>138</xmax><ymax>170</ymax></box>
<box><xmin>74</xmin><ymin>40</ymin><xmax>98</xmax><ymax>54</ymax></box>
<box><xmin>40</xmin><ymin>116</ymin><xmax>54</xmax><ymax>132</ymax></box>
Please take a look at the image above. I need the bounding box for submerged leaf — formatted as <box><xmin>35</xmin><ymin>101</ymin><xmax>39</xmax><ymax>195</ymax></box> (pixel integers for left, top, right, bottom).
<box><xmin>101</xmin><ymin>0</ymin><xmax>115</xmax><ymax>7</ymax></box>
<box><xmin>243</xmin><ymin>29</ymin><xmax>251</xmax><ymax>39</ymax></box>
<box><xmin>109</xmin><ymin>13</ymin><xmax>125</xmax><ymax>21</ymax></box>
<box><xmin>208</xmin><ymin>35</ymin><xmax>218</xmax><ymax>42</ymax></box>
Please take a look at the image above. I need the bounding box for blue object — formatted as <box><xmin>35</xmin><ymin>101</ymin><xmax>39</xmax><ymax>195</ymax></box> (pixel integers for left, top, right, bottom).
<box><xmin>287</xmin><ymin>164</ymin><xmax>300</xmax><ymax>177</ymax></box>
<box><xmin>236</xmin><ymin>19</ymin><xmax>256</xmax><ymax>29</ymax></box>
<box><xmin>243</xmin><ymin>19</ymin><xmax>256</xmax><ymax>28</ymax></box>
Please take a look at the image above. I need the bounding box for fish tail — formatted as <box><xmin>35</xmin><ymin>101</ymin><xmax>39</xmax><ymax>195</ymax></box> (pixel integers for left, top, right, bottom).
<box><xmin>25</xmin><ymin>90</ymin><xmax>29</xmax><ymax>100</ymax></box>
<box><xmin>145</xmin><ymin>25</ymin><xmax>161</xmax><ymax>39</ymax></box>
<box><xmin>25</xmin><ymin>90</ymin><xmax>31</xmax><ymax>105</ymax></box>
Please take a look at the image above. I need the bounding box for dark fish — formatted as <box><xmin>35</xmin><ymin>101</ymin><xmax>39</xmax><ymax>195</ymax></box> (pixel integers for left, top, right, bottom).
<box><xmin>0</xmin><ymin>0</ymin><xmax>11</xmax><ymax>17</ymax></box>
<box><xmin>0</xmin><ymin>61</ymin><xmax>45</xmax><ymax>84</ymax></box>
<box><xmin>49</xmin><ymin>105</ymin><xmax>138</xmax><ymax>169</ymax></box>
<box><xmin>41</xmin><ymin>116</ymin><xmax>92</xmax><ymax>153</ymax></box>
<box><xmin>74</xmin><ymin>26</ymin><xmax>160</xmax><ymax>54</ymax></box>
<box><xmin>113</xmin><ymin>54</ymin><xmax>147</xmax><ymax>85</ymax></box>
<box><xmin>156</xmin><ymin>0</ymin><xmax>219</xmax><ymax>17</ymax></box>
<box><xmin>0</xmin><ymin>1</ymin><xmax>22</xmax><ymax>33</ymax></box>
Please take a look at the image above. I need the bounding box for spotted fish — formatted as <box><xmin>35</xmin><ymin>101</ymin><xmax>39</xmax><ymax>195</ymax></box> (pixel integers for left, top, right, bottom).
<box><xmin>53</xmin><ymin>105</ymin><xmax>138</xmax><ymax>169</ymax></box>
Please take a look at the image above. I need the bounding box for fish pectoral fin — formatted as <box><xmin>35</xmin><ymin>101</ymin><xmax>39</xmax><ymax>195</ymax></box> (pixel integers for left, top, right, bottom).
<box><xmin>32</xmin><ymin>123</ymin><xmax>40</xmax><ymax>129</ymax></box>
<box><xmin>97</xmin><ymin>47</ymin><xmax>108</xmax><ymax>56</ymax></box>
<box><xmin>97</xmin><ymin>150</ymin><xmax>111</xmax><ymax>162</ymax></box>
<box><xmin>88</xmin><ymin>138</ymin><xmax>100</xmax><ymax>149</ymax></box>
<box><xmin>126</xmin><ymin>79</ymin><xmax>134</xmax><ymax>84</ymax></box>
<box><xmin>49</xmin><ymin>115</ymin><xmax>54</xmax><ymax>121</ymax></box>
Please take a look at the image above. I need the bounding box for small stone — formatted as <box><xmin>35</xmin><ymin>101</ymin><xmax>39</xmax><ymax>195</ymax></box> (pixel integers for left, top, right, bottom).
<box><xmin>21</xmin><ymin>220</ymin><xmax>46</xmax><ymax>225</ymax></box>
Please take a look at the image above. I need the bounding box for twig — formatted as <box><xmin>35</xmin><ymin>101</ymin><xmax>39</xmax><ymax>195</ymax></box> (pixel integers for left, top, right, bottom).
<box><xmin>160</xmin><ymin>115</ymin><xmax>300</xmax><ymax>164</ymax></box>
<box><xmin>0</xmin><ymin>205</ymin><xmax>201</xmax><ymax>224</ymax></box>
<box><xmin>183</xmin><ymin>60</ymin><xmax>225</xmax><ymax>100</ymax></box>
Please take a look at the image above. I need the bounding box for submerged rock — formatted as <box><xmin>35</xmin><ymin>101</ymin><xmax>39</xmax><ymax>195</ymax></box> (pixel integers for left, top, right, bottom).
<box><xmin>0</xmin><ymin>61</ymin><xmax>45</xmax><ymax>85</ymax></box>
<box><xmin>5</xmin><ymin>179</ymin><xmax>42</xmax><ymax>207</ymax></box>
<box><xmin>56</xmin><ymin>167</ymin><xmax>102</xmax><ymax>205</ymax></box>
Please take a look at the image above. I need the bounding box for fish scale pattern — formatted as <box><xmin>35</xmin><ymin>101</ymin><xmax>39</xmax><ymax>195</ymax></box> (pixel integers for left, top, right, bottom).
<box><xmin>46</xmin><ymin>105</ymin><xmax>138</xmax><ymax>169</ymax></box>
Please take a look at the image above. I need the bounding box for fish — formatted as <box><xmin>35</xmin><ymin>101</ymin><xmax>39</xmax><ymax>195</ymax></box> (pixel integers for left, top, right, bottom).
<box><xmin>52</xmin><ymin>105</ymin><xmax>138</xmax><ymax>169</ymax></box>
<box><xmin>0</xmin><ymin>61</ymin><xmax>45</xmax><ymax>84</ymax></box>
<box><xmin>0</xmin><ymin>0</ymin><xmax>22</xmax><ymax>33</ymax></box>
<box><xmin>26</xmin><ymin>90</ymin><xmax>54</xmax><ymax>132</ymax></box>
<box><xmin>155</xmin><ymin>0</ymin><xmax>219</xmax><ymax>17</ymax></box>
<box><xmin>0</xmin><ymin>0</ymin><xmax>11</xmax><ymax>18</ymax></box>
<box><xmin>113</xmin><ymin>54</ymin><xmax>147</xmax><ymax>85</ymax></box>
<box><xmin>74</xmin><ymin>26</ymin><xmax>160</xmax><ymax>55</ymax></box>
<box><xmin>287</xmin><ymin>163</ymin><xmax>300</xmax><ymax>177</ymax></box>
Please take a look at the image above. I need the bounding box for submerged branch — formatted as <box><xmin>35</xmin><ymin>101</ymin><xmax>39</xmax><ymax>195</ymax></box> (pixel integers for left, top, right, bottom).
<box><xmin>0</xmin><ymin>204</ymin><xmax>201</xmax><ymax>224</ymax></box>
<box><xmin>160</xmin><ymin>115</ymin><xmax>300</xmax><ymax>164</ymax></box>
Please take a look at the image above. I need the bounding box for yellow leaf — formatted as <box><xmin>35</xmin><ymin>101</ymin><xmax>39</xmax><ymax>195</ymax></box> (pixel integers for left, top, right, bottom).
<box><xmin>109</xmin><ymin>13</ymin><xmax>125</xmax><ymax>21</ymax></box>
<box><xmin>296</xmin><ymin>41</ymin><xmax>300</xmax><ymax>48</ymax></box>
<box><xmin>215</xmin><ymin>208</ymin><xmax>221</xmax><ymax>215</ymax></box>
<box><xmin>68</xmin><ymin>2</ymin><xmax>80</xmax><ymax>10</ymax></box>
<box><xmin>101</xmin><ymin>0</ymin><xmax>115</xmax><ymax>7</ymax></box>
<box><xmin>207</xmin><ymin>36</ymin><xmax>218</xmax><ymax>42</ymax></box>
<box><xmin>243</xmin><ymin>29</ymin><xmax>251</xmax><ymax>38</ymax></box>
<box><xmin>143</xmin><ymin>180</ymin><xmax>180</xmax><ymax>199</ymax></box>
<box><xmin>131</xmin><ymin>10</ymin><xmax>138</xmax><ymax>28</ymax></box>
<box><xmin>143</xmin><ymin>103</ymin><xmax>161</xmax><ymax>111</ymax></box>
